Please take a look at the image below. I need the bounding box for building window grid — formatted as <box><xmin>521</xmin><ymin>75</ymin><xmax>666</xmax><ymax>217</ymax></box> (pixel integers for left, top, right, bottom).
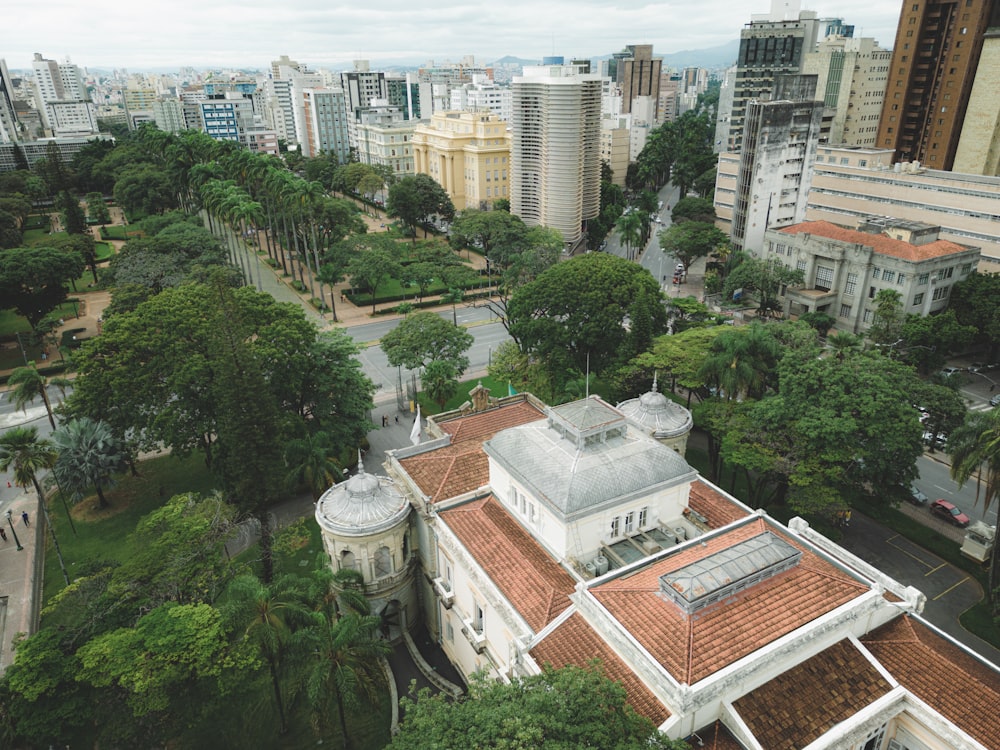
<box><xmin>844</xmin><ymin>272</ymin><xmax>858</xmax><ymax>296</ymax></box>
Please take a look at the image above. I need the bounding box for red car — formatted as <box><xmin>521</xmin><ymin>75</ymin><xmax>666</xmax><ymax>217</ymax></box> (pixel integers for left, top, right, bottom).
<box><xmin>929</xmin><ymin>499</ymin><xmax>970</xmax><ymax>527</ymax></box>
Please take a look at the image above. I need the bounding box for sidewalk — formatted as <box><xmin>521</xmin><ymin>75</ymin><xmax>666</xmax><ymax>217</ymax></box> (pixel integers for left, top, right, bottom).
<box><xmin>0</xmin><ymin>486</ymin><xmax>41</xmax><ymax>673</ymax></box>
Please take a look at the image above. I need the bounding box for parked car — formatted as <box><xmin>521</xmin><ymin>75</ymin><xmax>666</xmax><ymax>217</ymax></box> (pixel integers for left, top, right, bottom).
<box><xmin>991</xmin><ymin>394</ymin><xmax>1000</xmax><ymax>407</ymax></box>
<box><xmin>929</xmin><ymin>499</ymin><xmax>970</xmax><ymax>527</ymax></box>
<box><xmin>922</xmin><ymin>431</ymin><xmax>947</xmax><ymax>449</ymax></box>
<box><xmin>906</xmin><ymin>486</ymin><xmax>929</xmax><ymax>505</ymax></box>
<box><xmin>940</xmin><ymin>366</ymin><xmax>964</xmax><ymax>378</ymax></box>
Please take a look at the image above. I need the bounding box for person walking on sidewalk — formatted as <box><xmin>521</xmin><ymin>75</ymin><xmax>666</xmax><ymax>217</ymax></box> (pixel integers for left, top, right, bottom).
<box><xmin>0</xmin><ymin>527</ymin><xmax>6</xmax><ymax>542</ymax></box>
<box><xmin>21</xmin><ymin>510</ymin><xmax>29</xmax><ymax>527</ymax></box>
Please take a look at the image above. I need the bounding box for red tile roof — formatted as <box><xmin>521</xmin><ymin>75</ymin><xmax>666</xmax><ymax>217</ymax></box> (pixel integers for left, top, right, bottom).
<box><xmin>400</xmin><ymin>401</ymin><xmax>544</xmax><ymax>503</ymax></box>
<box><xmin>531</xmin><ymin>612</ymin><xmax>671</xmax><ymax>726</ymax></box>
<box><xmin>688</xmin><ymin>479</ymin><xmax>750</xmax><ymax>527</ymax></box>
<box><xmin>694</xmin><ymin>721</ymin><xmax>747</xmax><ymax>750</ymax></box>
<box><xmin>439</xmin><ymin>495</ymin><xmax>575</xmax><ymax>632</ymax></box>
<box><xmin>733</xmin><ymin>639</ymin><xmax>892</xmax><ymax>750</ymax></box>
<box><xmin>778</xmin><ymin>221</ymin><xmax>970</xmax><ymax>262</ymax></box>
<box><xmin>591</xmin><ymin>519</ymin><xmax>870</xmax><ymax>684</ymax></box>
<box><xmin>862</xmin><ymin>615</ymin><xmax>1000</xmax><ymax>749</ymax></box>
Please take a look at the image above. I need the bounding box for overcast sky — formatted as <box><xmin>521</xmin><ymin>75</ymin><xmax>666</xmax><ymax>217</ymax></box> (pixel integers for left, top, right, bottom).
<box><xmin>3</xmin><ymin>0</ymin><xmax>902</xmax><ymax>72</ymax></box>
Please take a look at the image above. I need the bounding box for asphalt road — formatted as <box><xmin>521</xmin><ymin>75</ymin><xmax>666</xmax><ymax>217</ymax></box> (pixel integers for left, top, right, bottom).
<box><xmin>915</xmin><ymin>451</ymin><xmax>998</xmax><ymax>528</ymax></box>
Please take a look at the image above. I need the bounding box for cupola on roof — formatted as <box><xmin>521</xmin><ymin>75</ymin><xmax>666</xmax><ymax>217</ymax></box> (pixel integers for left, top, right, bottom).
<box><xmin>315</xmin><ymin>464</ymin><xmax>410</xmax><ymax>537</ymax></box>
<box><xmin>617</xmin><ymin>375</ymin><xmax>693</xmax><ymax>439</ymax></box>
<box><xmin>484</xmin><ymin>396</ymin><xmax>696</xmax><ymax>518</ymax></box>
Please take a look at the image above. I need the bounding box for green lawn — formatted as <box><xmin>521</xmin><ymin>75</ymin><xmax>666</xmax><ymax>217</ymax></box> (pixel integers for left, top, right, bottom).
<box><xmin>23</xmin><ymin>228</ymin><xmax>69</xmax><ymax>246</ymax></box>
<box><xmin>94</xmin><ymin>241</ymin><xmax>115</xmax><ymax>261</ymax></box>
<box><xmin>42</xmin><ymin>452</ymin><xmax>220</xmax><ymax>606</ymax></box>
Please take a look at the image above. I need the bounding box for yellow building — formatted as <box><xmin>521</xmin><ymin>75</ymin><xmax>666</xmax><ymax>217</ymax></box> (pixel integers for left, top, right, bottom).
<box><xmin>412</xmin><ymin>110</ymin><xmax>511</xmax><ymax>212</ymax></box>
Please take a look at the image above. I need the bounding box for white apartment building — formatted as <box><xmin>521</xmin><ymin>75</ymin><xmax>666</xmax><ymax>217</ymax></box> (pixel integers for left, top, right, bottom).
<box><xmin>803</xmin><ymin>36</ymin><xmax>891</xmax><ymax>147</ymax></box>
<box><xmin>31</xmin><ymin>53</ymin><xmax>99</xmax><ymax>137</ymax></box>
<box><xmin>313</xmin><ymin>386</ymin><xmax>1000</xmax><ymax>749</ymax></box>
<box><xmin>449</xmin><ymin>75</ymin><xmax>512</xmax><ymax>122</ymax></box>
<box><xmin>764</xmin><ymin>218</ymin><xmax>980</xmax><ymax>332</ymax></box>
<box><xmin>152</xmin><ymin>98</ymin><xmax>186</xmax><ymax>134</ymax></box>
<box><xmin>511</xmin><ymin>63</ymin><xmax>603</xmax><ymax>246</ymax></box>
<box><xmin>0</xmin><ymin>59</ymin><xmax>19</xmax><ymax>143</ymax></box>
<box><xmin>342</xmin><ymin>62</ymin><xmax>388</xmax><ymax>151</ymax></box>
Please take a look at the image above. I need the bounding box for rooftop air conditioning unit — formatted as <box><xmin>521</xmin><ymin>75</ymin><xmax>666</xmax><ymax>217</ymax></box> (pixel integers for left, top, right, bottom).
<box><xmin>585</xmin><ymin>560</ymin><xmax>598</xmax><ymax>577</ymax></box>
<box><xmin>674</xmin><ymin>526</ymin><xmax>688</xmax><ymax>542</ymax></box>
<box><xmin>594</xmin><ymin>556</ymin><xmax>609</xmax><ymax>575</ymax></box>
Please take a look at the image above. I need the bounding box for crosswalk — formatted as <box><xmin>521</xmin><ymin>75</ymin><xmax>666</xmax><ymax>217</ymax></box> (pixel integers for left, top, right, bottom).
<box><xmin>969</xmin><ymin>402</ymin><xmax>996</xmax><ymax>412</ymax></box>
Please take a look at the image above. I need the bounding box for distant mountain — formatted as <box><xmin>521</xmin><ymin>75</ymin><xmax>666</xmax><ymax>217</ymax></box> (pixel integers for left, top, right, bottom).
<box><xmin>659</xmin><ymin>39</ymin><xmax>740</xmax><ymax>69</ymax></box>
<box><xmin>489</xmin><ymin>55</ymin><xmax>541</xmax><ymax>67</ymax></box>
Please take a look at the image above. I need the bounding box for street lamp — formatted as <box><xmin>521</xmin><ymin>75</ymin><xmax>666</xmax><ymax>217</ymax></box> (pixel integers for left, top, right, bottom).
<box><xmin>5</xmin><ymin>510</ymin><xmax>23</xmax><ymax>551</ymax></box>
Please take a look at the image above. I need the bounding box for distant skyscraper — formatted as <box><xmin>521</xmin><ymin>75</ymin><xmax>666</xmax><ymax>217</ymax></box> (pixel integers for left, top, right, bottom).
<box><xmin>31</xmin><ymin>52</ymin><xmax>98</xmax><ymax>137</ymax></box>
<box><xmin>876</xmin><ymin>0</ymin><xmax>999</xmax><ymax>169</ymax></box>
<box><xmin>511</xmin><ymin>63</ymin><xmax>602</xmax><ymax>246</ymax></box>
<box><xmin>341</xmin><ymin>61</ymin><xmax>388</xmax><ymax>150</ymax></box>
<box><xmin>0</xmin><ymin>59</ymin><xmax>20</xmax><ymax>143</ymax></box>
<box><xmin>618</xmin><ymin>45</ymin><xmax>662</xmax><ymax>118</ymax></box>
<box><xmin>726</xmin><ymin>1</ymin><xmax>849</xmax><ymax>151</ymax></box>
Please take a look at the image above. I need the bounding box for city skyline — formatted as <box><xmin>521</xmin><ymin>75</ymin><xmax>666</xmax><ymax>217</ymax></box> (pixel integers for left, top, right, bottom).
<box><xmin>3</xmin><ymin>0</ymin><xmax>903</xmax><ymax>71</ymax></box>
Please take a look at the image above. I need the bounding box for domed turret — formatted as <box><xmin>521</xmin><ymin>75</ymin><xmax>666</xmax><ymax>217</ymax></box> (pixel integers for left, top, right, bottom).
<box><xmin>617</xmin><ymin>374</ymin><xmax>693</xmax><ymax>454</ymax></box>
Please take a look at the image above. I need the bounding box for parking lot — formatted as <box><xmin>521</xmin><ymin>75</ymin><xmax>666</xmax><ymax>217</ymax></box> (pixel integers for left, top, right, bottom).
<box><xmin>839</xmin><ymin>511</ymin><xmax>1000</xmax><ymax>663</ymax></box>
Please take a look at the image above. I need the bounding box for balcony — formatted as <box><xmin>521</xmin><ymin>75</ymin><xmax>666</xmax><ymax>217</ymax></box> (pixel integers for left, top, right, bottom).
<box><xmin>432</xmin><ymin>576</ymin><xmax>454</xmax><ymax>609</ymax></box>
<box><xmin>461</xmin><ymin>618</ymin><xmax>487</xmax><ymax>653</ymax></box>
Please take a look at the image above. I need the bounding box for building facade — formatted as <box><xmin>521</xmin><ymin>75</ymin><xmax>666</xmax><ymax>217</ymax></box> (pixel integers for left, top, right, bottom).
<box><xmin>412</xmin><ymin>110</ymin><xmax>511</xmax><ymax>211</ymax></box>
<box><xmin>953</xmin><ymin>23</ymin><xmax>1000</xmax><ymax>176</ymax></box>
<box><xmin>449</xmin><ymin>75</ymin><xmax>512</xmax><ymax>122</ymax></box>
<box><xmin>619</xmin><ymin>44</ymin><xmax>662</xmax><ymax>118</ymax></box>
<box><xmin>875</xmin><ymin>0</ymin><xmax>997</xmax><ymax>169</ymax></box>
<box><xmin>510</xmin><ymin>63</ymin><xmax>603</xmax><ymax>246</ymax></box>
<box><xmin>803</xmin><ymin>35</ymin><xmax>891</xmax><ymax>147</ymax></box>
<box><xmin>299</xmin><ymin>87</ymin><xmax>350</xmax><ymax>162</ymax></box>
<box><xmin>764</xmin><ymin>219</ymin><xmax>980</xmax><ymax>332</ymax></box>
<box><xmin>719</xmin><ymin>77</ymin><xmax>824</xmax><ymax>254</ymax></box>
<box><xmin>354</xmin><ymin>106</ymin><xmax>415</xmax><ymax>177</ymax></box>
<box><xmin>806</xmin><ymin>144</ymin><xmax>1000</xmax><ymax>273</ymax></box>
<box><xmin>320</xmin><ymin>387</ymin><xmax>1000</xmax><ymax>749</ymax></box>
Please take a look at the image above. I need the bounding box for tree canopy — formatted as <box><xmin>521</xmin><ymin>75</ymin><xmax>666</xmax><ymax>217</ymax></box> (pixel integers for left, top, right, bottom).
<box><xmin>0</xmin><ymin>245</ymin><xmax>85</xmax><ymax>329</ymax></box>
<box><xmin>390</xmin><ymin>664</ymin><xmax>687</xmax><ymax>750</ymax></box>
<box><xmin>380</xmin><ymin>311</ymin><xmax>474</xmax><ymax>375</ymax></box>
<box><xmin>509</xmin><ymin>252</ymin><xmax>667</xmax><ymax>376</ymax></box>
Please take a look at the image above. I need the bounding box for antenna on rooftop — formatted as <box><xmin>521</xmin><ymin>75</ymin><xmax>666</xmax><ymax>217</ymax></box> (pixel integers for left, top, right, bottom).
<box><xmin>585</xmin><ymin>352</ymin><xmax>591</xmax><ymax>398</ymax></box>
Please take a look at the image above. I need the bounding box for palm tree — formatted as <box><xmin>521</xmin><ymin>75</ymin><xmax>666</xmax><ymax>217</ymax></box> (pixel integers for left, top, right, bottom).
<box><xmin>51</xmin><ymin>417</ymin><xmax>124</xmax><ymax>510</ymax></box>
<box><xmin>304</xmin><ymin>610</ymin><xmax>391</xmax><ymax>749</ymax></box>
<box><xmin>284</xmin><ymin>431</ymin><xmax>344</xmax><ymax>500</ymax></box>
<box><xmin>949</xmin><ymin>408</ymin><xmax>1000</xmax><ymax>610</ymax></box>
<box><xmin>615</xmin><ymin>211</ymin><xmax>643</xmax><ymax>261</ymax></box>
<box><xmin>224</xmin><ymin>573</ymin><xmax>313</xmax><ymax>735</ymax></box>
<box><xmin>826</xmin><ymin>332</ymin><xmax>863</xmax><ymax>360</ymax></box>
<box><xmin>7</xmin><ymin>364</ymin><xmax>70</xmax><ymax>431</ymax></box>
<box><xmin>0</xmin><ymin>426</ymin><xmax>71</xmax><ymax>583</ymax></box>
<box><xmin>699</xmin><ymin>322</ymin><xmax>782</xmax><ymax>401</ymax></box>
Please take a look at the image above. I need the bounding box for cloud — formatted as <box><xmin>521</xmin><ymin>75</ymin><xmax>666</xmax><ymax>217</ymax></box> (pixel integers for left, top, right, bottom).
<box><xmin>2</xmin><ymin>0</ymin><xmax>902</xmax><ymax>70</ymax></box>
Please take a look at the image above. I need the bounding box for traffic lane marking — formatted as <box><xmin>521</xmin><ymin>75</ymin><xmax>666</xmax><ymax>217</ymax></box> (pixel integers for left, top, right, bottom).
<box><xmin>932</xmin><ymin>576</ymin><xmax>972</xmax><ymax>601</ymax></box>
<box><xmin>885</xmin><ymin>534</ymin><xmax>939</xmax><ymax>570</ymax></box>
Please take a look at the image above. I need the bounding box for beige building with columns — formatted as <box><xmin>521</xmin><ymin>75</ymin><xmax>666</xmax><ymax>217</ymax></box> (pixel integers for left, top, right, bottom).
<box><xmin>412</xmin><ymin>110</ymin><xmax>511</xmax><ymax>212</ymax></box>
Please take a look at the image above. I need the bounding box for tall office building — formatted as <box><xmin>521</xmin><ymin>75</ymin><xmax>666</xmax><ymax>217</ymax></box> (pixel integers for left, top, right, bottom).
<box><xmin>31</xmin><ymin>52</ymin><xmax>98</xmax><ymax>137</ymax></box>
<box><xmin>0</xmin><ymin>59</ymin><xmax>20</xmax><ymax>143</ymax></box>
<box><xmin>725</xmin><ymin>1</ymin><xmax>850</xmax><ymax>151</ymax></box>
<box><xmin>300</xmin><ymin>87</ymin><xmax>350</xmax><ymax>162</ymax></box>
<box><xmin>341</xmin><ymin>61</ymin><xmax>388</xmax><ymax>150</ymax></box>
<box><xmin>618</xmin><ymin>44</ymin><xmax>662</xmax><ymax>117</ymax></box>
<box><xmin>953</xmin><ymin>8</ymin><xmax>1000</xmax><ymax>175</ymax></box>
<box><xmin>803</xmin><ymin>36</ymin><xmax>890</xmax><ymax>147</ymax></box>
<box><xmin>721</xmin><ymin>75</ymin><xmax>824</xmax><ymax>254</ymax></box>
<box><xmin>876</xmin><ymin>0</ymin><xmax>998</xmax><ymax>169</ymax></box>
<box><xmin>510</xmin><ymin>63</ymin><xmax>603</xmax><ymax>246</ymax></box>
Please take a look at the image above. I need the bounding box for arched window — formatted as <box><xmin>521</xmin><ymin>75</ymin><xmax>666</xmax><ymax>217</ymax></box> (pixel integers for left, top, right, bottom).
<box><xmin>340</xmin><ymin>550</ymin><xmax>357</xmax><ymax>572</ymax></box>
<box><xmin>374</xmin><ymin>546</ymin><xmax>392</xmax><ymax>578</ymax></box>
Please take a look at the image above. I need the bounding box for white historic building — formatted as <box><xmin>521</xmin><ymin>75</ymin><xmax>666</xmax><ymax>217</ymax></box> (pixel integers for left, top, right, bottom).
<box><xmin>316</xmin><ymin>386</ymin><xmax>1000</xmax><ymax>749</ymax></box>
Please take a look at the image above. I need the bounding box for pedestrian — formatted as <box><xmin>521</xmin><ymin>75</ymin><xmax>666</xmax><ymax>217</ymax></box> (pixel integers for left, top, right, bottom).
<box><xmin>382</xmin><ymin>414</ymin><xmax>388</xmax><ymax>427</ymax></box>
<box><xmin>0</xmin><ymin>528</ymin><xmax>6</xmax><ymax>542</ymax></box>
<box><xmin>21</xmin><ymin>510</ymin><xmax>29</xmax><ymax>527</ymax></box>
<box><xmin>394</xmin><ymin>415</ymin><xmax>399</xmax><ymax>424</ymax></box>
<box><xmin>5</xmin><ymin>480</ymin><xmax>10</xmax><ymax>488</ymax></box>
